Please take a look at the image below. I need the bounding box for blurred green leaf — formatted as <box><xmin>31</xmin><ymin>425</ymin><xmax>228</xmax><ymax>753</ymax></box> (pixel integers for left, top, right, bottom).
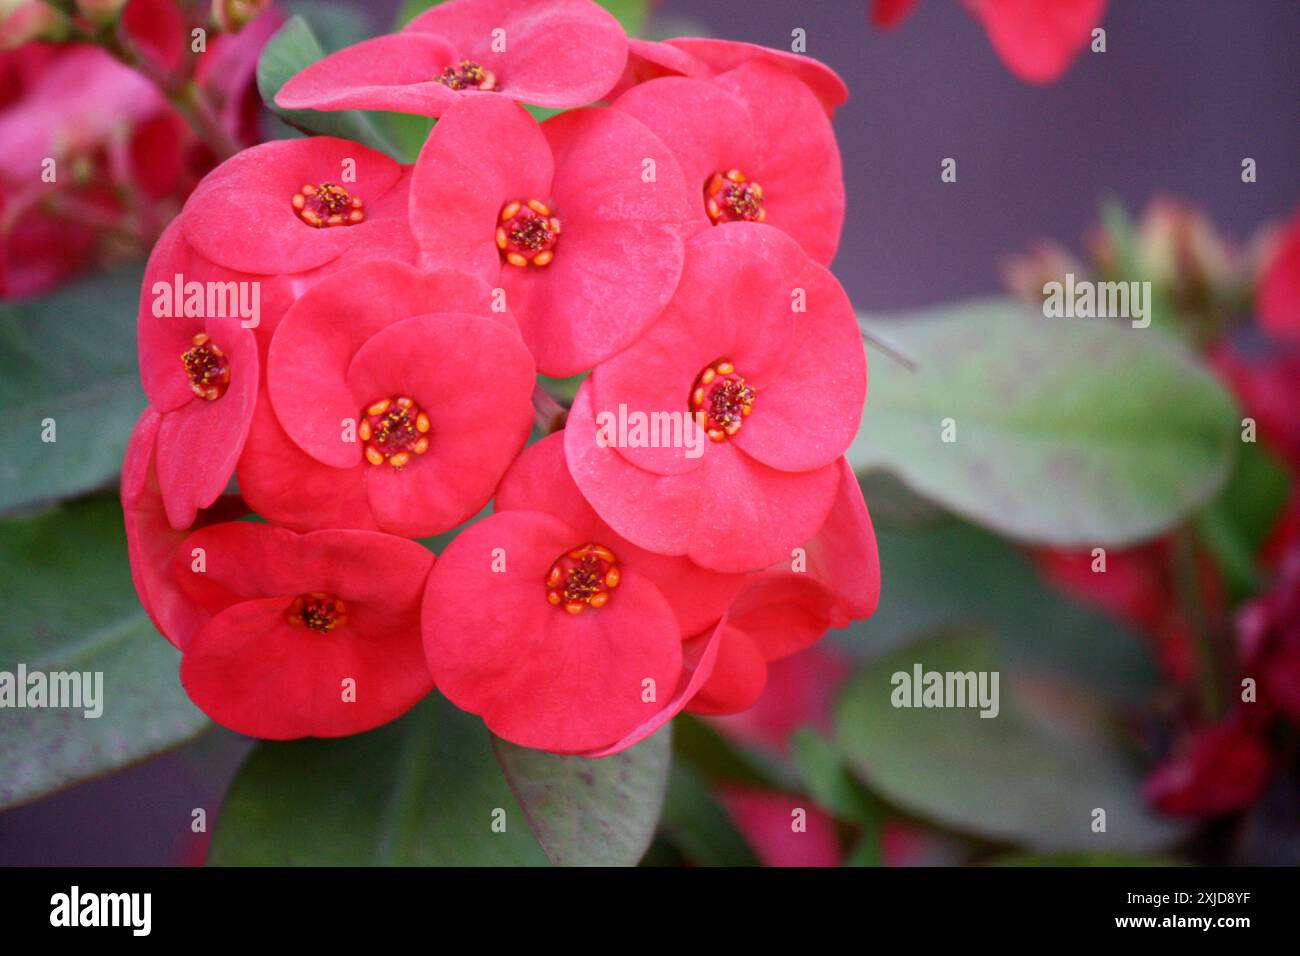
<box><xmin>0</xmin><ymin>269</ymin><xmax>144</xmax><ymax>515</ymax></box>
<box><xmin>852</xmin><ymin>300</ymin><xmax>1239</xmax><ymax>547</ymax></box>
<box><xmin>257</xmin><ymin>15</ymin><xmax>401</xmax><ymax>157</ymax></box>
<box><xmin>833</xmin><ymin>517</ymin><xmax>1157</xmax><ymax>703</ymax></box>
<box><xmin>657</xmin><ymin>762</ymin><xmax>759</xmax><ymax>867</ymax></box>
<box><xmin>834</xmin><ymin>630</ymin><xmax>1185</xmax><ymax>853</ymax></box>
<box><xmin>789</xmin><ymin>728</ymin><xmax>879</xmax><ymax>824</ymax></box>
<box><xmin>1195</xmin><ymin>442</ymin><xmax>1289</xmax><ymax>600</ymax></box>
<box><xmin>492</xmin><ymin>728</ymin><xmax>670</xmax><ymax>866</ymax></box>
<box><xmin>0</xmin><ymin>496</ymin><xmax>207</xmax><ymax>810</ymax></box>
<box><xmin>209</xmin><ymin>694</ymin><xmax>548</xmax><ymax>865</ymax></box>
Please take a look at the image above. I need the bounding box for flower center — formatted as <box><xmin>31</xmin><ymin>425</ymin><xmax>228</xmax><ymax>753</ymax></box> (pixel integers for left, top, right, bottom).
<box><xmin>690</xmin><ymin>360</ymin><xmax>755</xmax><ymax>442</ymax></box>
<box><xmin>287</xmin><ymin>592</ymin><xmax>347</xmax><ymax>633</ymax></box>
<box><xmin>359</xmin><ymin>396</ymin><xmax>430</xmax><ymax>469</ymax></box>
<box><xmin>434</xmin><ymin>59</ymin><xmax>496</xmax><ymax>92</ymax></box>
<box><xmin>704</xmin><ymin>169</ymin><xmax>766</xmax><ymax>224</ymax></box>
<box><xmin>181</xmin><ymin>333</ymin><xmax>230</xmax><ymax>401</ymax></box>
<box><xmin>546</xmin><ymin>543</ymin><xmax>620</xmax><ymax>615</ymax></box>
<box><xmin>291</xmin><ymin>183</ymin><xmax>364</xmax><ymax>228</ymax></box>
<box><xmin>497</xmin><ymin>199</ymin><xmax>561</xmax><ymax>268</ymax></box>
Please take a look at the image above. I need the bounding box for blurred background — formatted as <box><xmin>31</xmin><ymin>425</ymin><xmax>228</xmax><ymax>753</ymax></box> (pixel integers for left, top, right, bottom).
<box><xmin>1</xmin><ymin>0</ymin><xmax>1297</xmax><ymax>866</ymax></box>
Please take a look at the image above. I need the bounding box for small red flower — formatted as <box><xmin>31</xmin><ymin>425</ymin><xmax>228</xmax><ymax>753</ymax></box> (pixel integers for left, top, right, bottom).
<box><xmin>1144</xmin><ymin>710</ymin><xmax>1273</xmax><ymax>817</ymax></box>
<box><xmin>565</xmin><ymin>224</ymin><xmax>865</xmax><ymax>572</ymax></box>
<box><xmin>176</xmin><ymin>521</ymin><xmax>434</xmax><ymax>739</ymax></box>
<box><xmin>423</xmin><ymin>433</ymin><xmax>730</xmax><ymax>754</ymax></box>
<box><xmin>1258</xmin><ymin>208</ymin><xmax>1300</xmax><ymax>339</ymax></box>
<box><xmin>1238</xmin><ymin>544</ymin><xmax>1300</xmax><ymax>723</ymax></box>
<box><xmin>237</xmin><ymin>259</ymin><xmax>535</xmax><ymax>537</ymax></box>
<box><xmin>276</xmin><ymin>0</ymin><xmax>627</xmax><ymax>118</ymax></box>
<box><xmin>617</xmin><ymin>37</ymin><xmax>847</xmax><ymax>118</ymax></box>
<box><xmin>137</xmin><ymin>219</ymin><xmax>267</xmax><ymax>529</ymax></box>
<box><xmin>179</xmin><ymin>137</ymin><xmax>416</xmax><ymax>277</ymax></box>
<box><xmin>612</xmin><ymin>60</ymin><xmax>844</xmax><ymax>266</ymax></box>
<box><xmin>409</xmin><ymin>96</ymin><xmax>694</xmax><ymax>375</ymax></box>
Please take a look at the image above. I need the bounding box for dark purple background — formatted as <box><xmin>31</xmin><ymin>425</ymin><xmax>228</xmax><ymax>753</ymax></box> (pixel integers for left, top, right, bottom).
<box><xmin>3</xmin><ymin>0</ymin><xmax>1298</xmax><ymax>865</ymax></box>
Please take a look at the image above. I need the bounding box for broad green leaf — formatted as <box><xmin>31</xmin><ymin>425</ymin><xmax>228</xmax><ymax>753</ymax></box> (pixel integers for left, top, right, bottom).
<box><xmin>789</xmin><ymin>728</ymin><xmax>879</xmax><ymax>824</ymax></box>
<box><xmin>834</xmin><ymin>630</ymin><xmax>1185</xmax><ymax>853</ymax></box>
<box><xmin>257</xmin><ymin>16</ymin><xmax>402</xmax><ymax>157</ymax></box>
<box><xmin>851</xmin><ymin>300</ymin><xmax>1239</xmax><ymax>547</ymax></box>
<box><xmin>1195</xmin><ymin>442</ymin><xmax>1289</xmax><ymax>600</ymax></box>
<box><xmin>832</xmin><ymin>518</ymin><xmax>1157</xmax><ymax>704</ymax></box>
<box><xmin>657</xmin><ymin>761</ymin><xmax>759</xmax><ymax>867</ymax></box>
<box><xmin>0</xmin><ymin>269</ymin><xmax>144</xmax><ymax>515</ymax></box>
<box><xmin>209</xmin><ymin>694</ymin><xmax>548</xmax><ymax>865</ymax></box>
<box><xmin>0</xmin><ymin>496</ymin><xmax>207</xmax><ymax>810</ymax></box>
<box><xmin>492</xmin><ymin>727</ymin><xmax>670</xmax><ymax>866</ymax></box>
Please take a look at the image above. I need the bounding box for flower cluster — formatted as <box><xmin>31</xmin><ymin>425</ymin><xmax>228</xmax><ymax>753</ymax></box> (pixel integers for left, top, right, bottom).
<box><xmin>124</xmin><ymin>0</ymin><xmax>879</xmax><ymax>756</ymax></box>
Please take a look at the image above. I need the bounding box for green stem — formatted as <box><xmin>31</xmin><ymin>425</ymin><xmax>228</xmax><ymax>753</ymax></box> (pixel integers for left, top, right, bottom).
<box><xmin>1174</xmin><ymin>530</ymin><xmax>1223</xmax><ymax>720</ymax></box>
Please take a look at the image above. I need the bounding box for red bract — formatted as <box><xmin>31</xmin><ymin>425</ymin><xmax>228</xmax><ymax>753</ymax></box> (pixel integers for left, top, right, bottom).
<box><xmin>180</xmin><ymin>137</ymin><xmax>416</xmax><ymax>276</ymax></box>
<box><xmin>872</xmin><ymin>0</ymin><xmax>1106</xmax><ymax>85</ymax></box>
<box><xmin>138</xmin><ymin>219</ymin><xmax>270</xmax><ymax>529</ymax></box>
<box><xmin>1238</xmin><ymin>545</ymin><xmax>1300</xmax><ymax>723</ymax></box>
<box><xmin>409</xmin><ymin>96</ymin><xmax>693</xmax><ymax>375</ymax></box>
<box><xmin>718</xmin><ymin>787</ymin><xmax>843</xmax><ymax>867</ymax></box>
<box><xmin>423</xmin><ymin>434</ymin><xmax>728</xmax><ymax>754</ymax></box>
<box><xmin>612</xmin><ymin>60</ymin><xmax>843</xmax><ymax>266</ymax></box>
<box><xmin>1258</xmin><ymin>208</ymin><xmax>1300</xmax><ymax>338</ymax></box>
<box><xmin>565</xmin><ymin>224</ymin><xmax>865</xmax><ymax>572</ymax></box>
<box><xmin>688</xmin><ymin>459</ymin><xmax>879</xmax><ymax>714</ymax></box>
<box><xmin>176</xmin><ymin>522</ymin><xmax>434</xmax><ymax>739</ymax></box>
<box><xmin>618</xmin><ymin>37</ymin><xmax>847</xmax><ymax>118</ymax></box>
<box><xmin>276</xmin><ymin>0</ymin><xmax>626</xmax><ymax>118</ymax></box>
<box><xmin>1144</xmin><ymin>710</ymin><xmax>1273</xmax><ymax>817</ymax></box>
<box><xmin>238</xmin><ymin>259</ymin><xmax>534</xmax><ymax>537</ymax></box>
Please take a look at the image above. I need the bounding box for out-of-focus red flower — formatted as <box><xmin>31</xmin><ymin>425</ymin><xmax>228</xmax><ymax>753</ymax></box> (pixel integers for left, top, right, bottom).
<box><xmin>276</xmin><ymin>0</ymin><xmax>626</xmax><ymax>118</ymax></box>
<box><xmin>1238</xmin><ymin>544</ymin><xmax>1300</xmax><ymax>723</ymax></box>
<box><xmin>409</xmin><ymin>96</ymin><xmax>693</xmax><ymax>376</ymax></box>
<box><xmin>121</xmin><ymin>0</ymin><xmax>186</xmax><ymax>76</ymax></box>
<box><xmin>176</xmin><ymin>521</ymin><xmax>435</xmax><ymax>739</ymax></box>
<box><xmin>1258</xmin><ymin>208</ymin><xmax>1300</xmax><ymax>339</ymax></box>
<box><xmin>709</xmin><ymin>646</ymin><xmax>853</xmax><ymax>753</ymax></box>
<box><xmin>1144</xmin><ymin>709</ymin><xmax>1273</xmax><ymax>817</ymax></box>
<box><xmin>1209</xmin><ymin>338</ymin><xmax>1300</xmax><ymax>472</ymax></box>
<box><xmin>718</xmin><ymin>787</ymin><xmax>842</xmax><ymax>867</ymax></box>
<box><xmin>872</xmin><ymin>0</ymin><xmax>1106</xmax><ymax>85</ymax></box>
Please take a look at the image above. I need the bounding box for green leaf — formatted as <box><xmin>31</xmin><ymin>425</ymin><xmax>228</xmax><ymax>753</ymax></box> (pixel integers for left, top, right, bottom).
<box><xmin>209</xmin><ymin>694</ymin><xmax>549</xmax><ymax>865</ymax></box>
<box><xmin>257</xmin><ymin>16</ymin><xmax>401</xmax><ymax>157</ymax></box>
<box><xmin>657</xmin><ymin>762</ymin><xmax>759</xmax><ymax>867</ymax></box>
<box><xmin>492</xmin><ymin>727</ymin><xmax>670</xmax><ymax>866</ymax></box>
<box><xmin>789</xmin><ymin>728</ymin><xmax>879</xmax><ymax>824</ymax></box>
<box><xmin>851</xmin><ymin>300</ymin><xmax>1239</xmax><ymax>547</ymax></box>
<box><xmin>0</xmin><ymin>269</ymin><xmax>145</xmax><ymax>515</ymax></box>
<box><xmin>0</xmin><ymin>496</ymin><xmax>207</xmax><ymax>810</ymax></box>
<box><xmin>833</xmin><ymin>518</ymin><xmax>1158</xmax><ymax>704</ymax></box>
<box><xmin>1194</xmin><ymin>442</ymin><xmax>1289</xmax><ymax>600</ymax></box>
<box><xmin>834</xmin><ymin>630</ymin><xmax>1185</xmax><ymax>853</ymax></box>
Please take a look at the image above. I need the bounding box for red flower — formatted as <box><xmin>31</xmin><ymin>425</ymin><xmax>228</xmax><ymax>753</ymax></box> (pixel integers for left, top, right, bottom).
<box><xmin>276</xmin><ymin>0</ymin><xmax>626</xmax><ymax>118</ymax></box>
<box><xmin>238</xmin><ymin>259</ymin><xmax>534</xmax><ymax>537</ymax></box>
<box><xmin>1238</xmin><ymin>544</ymin><xmax>1300</xmax><ymax>723</ymax></box>
<box><xmin>564</xmin><ymin>224</ymin><xmax>865</xmax><ymax>572</ymax></box>
<box><xmin>422</xmin><ymin>433</ymin><xmax>728</xmax><ymax>755</ymax></box>
<box><xmin>709</xmin><ymin>647</ymin><xmax>854</xmax><ymax>754</ymax></box>
<box><xmin>179</xmin><ymin>137</ymin><xmax>416</xmax><ymax>277</ymax></box>
<box><xmin>612</xmin><ymin>59</ymin><xmax>843</xmax><ymax>266</ymax></box>
<box><xmin>1209</xmin><ymin>337</ymin><xmax>1300</xmax><ymax>472</ymax></box>
<box><xmin>718</xmin><ymin>787</ymin><xmax>843</xmax><ymax>867</ymax></box>
<box><xmin>176</xmin><ymin>521</ymin><xmax>434</xmax><ymax>739</ymax></box>
<box><xmin>1258</xmin><ymin>208</ymin><xmax>1300</xmax><ymax>339</ymax></box>
<box><xmin>617</xmin><ymin>37</ymin><xmax>847</xmax><ymax>118</ymax></box>
<box><xmin>137</xmin><ymin>219</ymin><xmax>268</xmax><ymax>529</ymax></box>
<box><xmin>872</xmin><ymin>0</ymin><xmax>1106</xmax><ymax>85</ymax></box>
<box><xmin>1144</xmin><ymin>710</ymin><xmax>1273</xmax><ymax>817</ymax></box>
<box><xmin>409</xmin><ymin>96</ymin><xmax>693</xmax><ymax>375</ymax></box>
<box><xmin>688</xmin><ymin>459</ymin><xmax>879</xmax><ymax>715</ymax></box>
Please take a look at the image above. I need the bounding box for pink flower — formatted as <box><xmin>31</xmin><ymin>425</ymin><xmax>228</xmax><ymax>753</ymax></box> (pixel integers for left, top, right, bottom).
<box><xmin>617</xmin><ymin>37</ymin><xmax>847</xmax><ymax>118</ymax></box>
<box><xmin>1144</xmin><ymin>710</ymin><xmax>1273</xmax><ymax>817</ymax></box>
<box><xmin>612</xmin><ymin>59</ymin><xmax>844</xmax><ymax>266</ymax></box>
<box><xmin>409</xmin><ymin>96</ymin><xmax>694</xmax><ymax>375</ymax></box>
<box><xmin>422</xmin><ymin>433</ymin><xmax>729</xmax><ymax>754</ymax></box>
<box><xmin>565</xmin><ymin>224</ymin><xmax>865</xmax><ymax>572</ymax></box>
<box><xmin>1258</xmin><ymin>208</ymin><xmax>1300</xmax><ymax>338</ymax></box>
<box><xmin>718</xmin><ymin>787</ymin><xmax>842</xmax><ymax>867</ymax></box>
<box><xmin>179</xmin><ymin>136</ymin><xmax>416</xmax><ymax>277</ymax></box>
<box><xmin>276</xmin><ymin>0</ymin><xmax>626</xmax><ymax>118</ymax></box>
<box><xmin>1238</xmin><ymin>544</ymin><xmax>1300</xmax><ymax>723</ymax></box>
<box><xmin>237</xmin><ymin>259</ymin><xmax>535</xmax><ymax>537</ymax></box>
<box><xmin>176</xmin><ymin>521</ymin><xmax>434</xmax><ymax>739</ymax></box>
